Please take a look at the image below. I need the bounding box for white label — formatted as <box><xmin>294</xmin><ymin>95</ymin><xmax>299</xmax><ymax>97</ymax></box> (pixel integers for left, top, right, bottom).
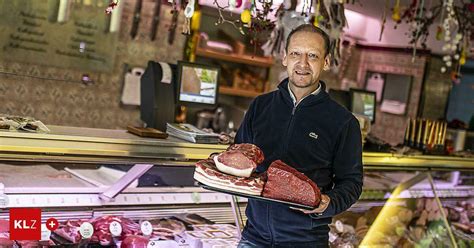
<box><xmin>147</xmin><ymin>241</ymin><xmax>159</xmax><ymax>248</ymax></box>
<box><xmin>328</xmin><ymin>232</ymin><xmax>337</xmax><ymax>242</ymax></box>
<box><xmin>0</xmin><ymin>194</ymin><xmax>9</xmax><ymax>208</ymax></box>
<box><xmin>158</xmin><ymin>62</ymin><xmax>172</xmax><ymax>84</ymax></box>
<box><xmin>80</xmin><ymin>222</ymin><xmax>94</xmax><ymax>239</ymax></box>
<box><xmin>141</xmin><ymin>221</ymin><xmax>153</xmax><ymax>236</ymax></box>
<box><xmin>109</xmin><ymin>221</ymin><xmax>122</xmax><ymax>237</ymax></box>
<box><xmin>335</xmin><ymin>220</ymin><xmax>344</xmax><ymax>233</ymax></box>
<box><xmin>41</xmin><ymin>224</ymin><xmax>51</xmax><ymax>241</ymax></box>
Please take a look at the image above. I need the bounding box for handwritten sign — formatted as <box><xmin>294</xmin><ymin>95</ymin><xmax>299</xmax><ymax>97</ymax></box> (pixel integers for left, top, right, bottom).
<box><xmin>0</xmin><ymin>0</ymin><xmax>117</xmax><ymax>72</ymax></box>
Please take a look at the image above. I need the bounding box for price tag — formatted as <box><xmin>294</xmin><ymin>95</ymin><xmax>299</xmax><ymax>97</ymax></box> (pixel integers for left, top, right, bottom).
<box><xmin>109</xmin><ymin>221</ymin><xmax>122</xmax><ymax>237</ymax></box>
<box><xmin>191</xmin><ymin>192</ymin><xmax>201</xmax><ymax>203</ymax></box>
<box><xmin>0</xmin><ymin>193</ymin><xmax>9</xmax><ymax>208</ymax></box>
<box><xmin>40</xmin><ymin>224</ymin><xmax>51</xmax><ymax>241</ymax></box>
<box><xmin>80</xmin><ymin>222</ymin><xmax>94</xmax><ymax>239</ymax></box>
<box><xmin>328</xmin><ymin>232</ymin><xmax>337</xmax><ymax>243</ymax></box>
<box><xmin>141</xmin><ymin>221</ymin><xmax>153</xmax><ymax>236</ymax></box>
<box><xmin>335</xmin><ymin>220</ymin><xmax>344</xmax><ymax>233</ymax></box>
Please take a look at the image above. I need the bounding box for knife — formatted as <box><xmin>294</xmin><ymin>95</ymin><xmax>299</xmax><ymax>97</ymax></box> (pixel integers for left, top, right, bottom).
<box><xmin>150</xmin><ymin>0</ymin><xmax>162</xmax><ymax>41</ymax></box>
<box><xmin>130</xmin><ymin>0</ymin><xmax>143</xmax><ymax>39</ymax></box>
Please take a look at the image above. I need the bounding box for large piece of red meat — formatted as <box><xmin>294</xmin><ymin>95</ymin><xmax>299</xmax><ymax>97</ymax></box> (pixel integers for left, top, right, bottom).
<box><xmin>54</xmin><ymin>220</ymin><xmax>83</xmax><ymax>243</ymax></box>
<box><xmin>121</xmin><ymin>235</ymin><xmax>149</xmax><ymax>248</ymax></box>
<box><xmin>262</xmin><ymin>160</ymin><xmax>321</xmax><ymax>207</ymax></box>
<box><xmin>90</xmin><ymin>216</ymin><xmax>140</xmax><ymax>246</ymax></box>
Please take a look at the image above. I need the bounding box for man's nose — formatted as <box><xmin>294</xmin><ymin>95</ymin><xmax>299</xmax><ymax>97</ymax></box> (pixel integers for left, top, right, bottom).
<box><xmin>298</xmin><ymin>53</ymin><xmax>309</xmax><ymax>65</ymax></box>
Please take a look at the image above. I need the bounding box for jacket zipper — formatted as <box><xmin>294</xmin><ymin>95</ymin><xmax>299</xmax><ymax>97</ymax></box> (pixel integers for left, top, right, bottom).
<box><xmin>282</xmin><ymin>105</ymin><xmax>297</xmax><ymax>156</ymax></box>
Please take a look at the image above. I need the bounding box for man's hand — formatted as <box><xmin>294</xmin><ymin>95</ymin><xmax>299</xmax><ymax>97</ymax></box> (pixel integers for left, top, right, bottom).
<box><xmin>291</xmin><ymin>194</ymin><xmax>331</xmax><ymax>214</ymax></box>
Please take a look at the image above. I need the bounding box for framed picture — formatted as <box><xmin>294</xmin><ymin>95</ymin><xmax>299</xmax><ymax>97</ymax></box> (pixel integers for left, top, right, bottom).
<box><xmin>365</xmin><ymin>71</ymin><xmax>412</xmax><ymax>115</ymax></box>
<box><xmin>350</xmin><ymin>89</ymin><xmax>376</xmax><ymax>124</ymax></box>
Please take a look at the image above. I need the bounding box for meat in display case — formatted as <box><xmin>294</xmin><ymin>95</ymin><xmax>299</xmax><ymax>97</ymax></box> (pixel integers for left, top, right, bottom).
<box><xmin>0</xmin><ymin>125</ymin><xmax>473</xmax><ymax>247</ymax></box>
<box><xmin>329</xmin><ymin>170</ymin><xmax>474</xmax><ymax>248</ymax></box>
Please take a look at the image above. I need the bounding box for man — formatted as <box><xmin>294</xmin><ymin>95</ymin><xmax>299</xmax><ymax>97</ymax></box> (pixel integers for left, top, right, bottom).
<box><xmin>235</xmin><ymin>24</ymin><xmax>363</xmax><ymax>247</ymax></box>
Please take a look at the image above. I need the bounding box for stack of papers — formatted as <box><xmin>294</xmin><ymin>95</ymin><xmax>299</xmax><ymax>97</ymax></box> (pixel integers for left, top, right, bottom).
<box><xmin>166</xmin><ymin>123</ymin><xmax>219</xmax><ymax>144</ymax></box>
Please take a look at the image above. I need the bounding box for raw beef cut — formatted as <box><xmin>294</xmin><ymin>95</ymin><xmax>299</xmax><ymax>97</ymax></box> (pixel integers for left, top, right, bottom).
<box><xmin>0</xmin><ymin>232</ymin><xmax>13</xmax><ymax>247</ymax></box>
<box><xmin>194</xmin><ymin>159</ymin><xmax>264</xmax><ymax>195</ymax></box>
<box><xmin>262</xmin><ymin>160</ymin><xmax>321</xmax><ymax>207</ymax></box>
<box><xmin>90</xmin><ymin>216</ymin><xmax>140</xmax><ymax>246</ymax></box>
<box><xmin>150</xmin><ymin>218</ymin><xmax>186</xmax><ymax>239</ymax></box>
<box><xmin>226</xmin><ymin>143</ymin><xmax>265</xmax><ymax>164</ymax></box>
<box><xmin>121</xmin><ymin>235</ymin><xmax>149</xmax><ymax>248</ymax></box>
<box><xmin>213</xmin><ymin>143</ymin><xmax>265</xmax><ymax>178</ymax></box>
<box><xmin>54</xmin><ymin>220</ymin><xmax>83</xmax><ymax>243</ymax></box>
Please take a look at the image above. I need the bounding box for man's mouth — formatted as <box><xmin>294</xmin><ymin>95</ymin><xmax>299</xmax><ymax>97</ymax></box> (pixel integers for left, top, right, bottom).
<box><xmin>295</xmin><ymin>70</ymin><xmax>311</xmax><ymax>76</ymax></box>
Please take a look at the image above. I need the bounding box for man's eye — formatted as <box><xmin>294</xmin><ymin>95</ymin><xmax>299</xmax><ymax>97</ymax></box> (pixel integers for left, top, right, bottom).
<box><xmin>290</xmin><ymin>52</ymin><xmax>299</xmax><ymax>56</ymax></box>
<box><xmin>308</xmin><ymin>54</ymin><xmax>318</xmax><ymax>59</ymax></box>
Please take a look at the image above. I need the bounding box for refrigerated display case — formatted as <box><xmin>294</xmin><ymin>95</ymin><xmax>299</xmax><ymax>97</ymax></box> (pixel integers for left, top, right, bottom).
<box><xmin>1</xmin><ymin>125</ymin><xmax>473</xmax><ymax>247</ymax></box>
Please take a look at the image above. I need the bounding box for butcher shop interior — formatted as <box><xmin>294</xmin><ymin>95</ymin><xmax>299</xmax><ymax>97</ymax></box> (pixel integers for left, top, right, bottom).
<box><xmin>0</xmin><ymin>0</ymin><xmax>473</xmax><ymax>247</ymax></box>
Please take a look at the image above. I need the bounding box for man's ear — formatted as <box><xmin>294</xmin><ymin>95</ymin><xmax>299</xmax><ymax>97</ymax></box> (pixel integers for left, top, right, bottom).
<box><xmin>323</xmin><ymin>55</ymin><xmax>330</xmax><ymax>71</ymax></box>
<box><xmin>282</xmin><ymin>51</ymin><xmax>288</xmax><ymax>67</ymax></box>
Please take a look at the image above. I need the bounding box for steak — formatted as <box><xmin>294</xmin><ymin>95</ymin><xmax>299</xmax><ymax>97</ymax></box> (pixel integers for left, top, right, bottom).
<box><xmin>213</xmin><ymin>143</ymin><xmax>265</xmax><ymax>178</ymax></box>
<box><xmin>227</xmin><ymin>143</ymin><xmax>264</xmax><ymax>164</ymax></box>
<box><xmin>121</xmin><ymin>235</ymin><xmax>149</xmax><ymax>248</ymax></box>
<box><xmin>91</xmin><ymin>216</ymin><xmax>140</xmax><ymax>246</ymax></box>
<box><xmin>150</xmin><ymin>218</ymin><xmax>186</xmax><ymax>239</ymax></box>
<box><xmin>54</xmin><ymin>220</ymin><xmax>83</xmax><ymax>243</ymax></box>
<box><xmin>0</xmin><ymin>232</ymin><xmax>13</xmax><ymax>247</ymax></box>
<box><xmin>194</xmin><ymin>159</ymin><xmax>264</xmax><ymax>195</ymax></box>
<box><xmin>262</xmin><ymin>160</ymin><xmax>321</xmax><ymax>207</ymax></box>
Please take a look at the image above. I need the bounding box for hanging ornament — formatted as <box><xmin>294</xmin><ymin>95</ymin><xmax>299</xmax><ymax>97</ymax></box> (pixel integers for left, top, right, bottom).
<box><xmin>105</xmin><ymin>0</ymin><xmax>118</xmax><ymax>14</ymax></box>
<box><xmin>451</xmin><ymin>71</ymin><xmax>461</xmax><ymax>84</ymax></box>
<box><xmin>235</xmin><ymin>0</ymin><xmax>243</xmax><ymax>8</ymax></box>
<box><xmin>182</xmin><ymin>0</ymin><xmax>194</xmax><ymax>35</ymax></box>
<box><xmin>229</xmin><ymin>0</ymin><xmax>237</xmax><ymax>11</ymax></box>
<box><xmin>459</xmin><ymin>48</ymin><xmax>467</xmax><ymax>65</ymax></box>
<box><xmin>392</xmin><ymin>0</ymin><xmax>401</xmax><ymax>22</ymax></box>
<box><xmin>313</xmin><ymin>0</ymin><xmax>322</xmax><ymax>27</ymax></box>
<box><xmin>241</xmin><ymin>9</ymin><xmax>251</xmax><ymax>24</ymax></box>
<box><xmin>379</xmin><ymin>0</ymin><xmax>389</xmax><ymax>41</ymax></box>
<box><xmin>436</xmin><ymin>26</ymin><xmax>443</xmax><ymax>40</ymax></box>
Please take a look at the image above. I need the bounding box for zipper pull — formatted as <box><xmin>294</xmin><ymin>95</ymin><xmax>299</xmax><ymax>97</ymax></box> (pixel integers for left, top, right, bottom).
<box><xmin>292</xmin><ymin>106</ymin><xmax>296</xmax><ymax>115</ymax></box>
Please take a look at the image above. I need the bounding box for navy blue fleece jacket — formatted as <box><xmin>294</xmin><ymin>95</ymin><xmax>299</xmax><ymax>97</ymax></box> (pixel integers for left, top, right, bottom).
<box><xmin>235</xmin><ymin>79</ymin><xmax>363</xmax><ymax>247</ymax></box>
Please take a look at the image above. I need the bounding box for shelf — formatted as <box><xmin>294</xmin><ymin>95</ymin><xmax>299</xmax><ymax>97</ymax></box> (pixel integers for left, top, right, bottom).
<box><xmin>219</xmin><ymin>86</ymin><xmax>264</xmax><ymax>98</ymax></box>
<box><xmin>362</xmin><ymin>152</ymin><xmax>474</xmax><ymax>171</ymax></box>
<box><xmin>195</xmin><ymin>46</ymin><xmax>274</xmax><ymax>67</ymax></box>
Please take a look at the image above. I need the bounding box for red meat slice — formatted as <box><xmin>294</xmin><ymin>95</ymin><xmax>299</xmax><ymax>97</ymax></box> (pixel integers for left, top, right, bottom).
<box><xmin>262</xmin><ymin>160</ymin><xmax>321</xmax><ymax>207</ymax></box>
<box><xmin>227</xmin><ymin>143</ymin><xmax>264</xmax><ymax>164</ymax></box>
<box><xmin>121</xmin><ymin>235</ymin><xmax>149</xmax><ymax>248</ymax></box>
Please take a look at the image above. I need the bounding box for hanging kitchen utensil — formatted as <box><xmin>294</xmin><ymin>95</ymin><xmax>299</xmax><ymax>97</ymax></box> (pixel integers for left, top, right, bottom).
<box><xmin>182</xmin><ymin>0</ymin><xmax>194</xmax><ymax>35</ymax></box>
<box><xmin>392</xmin><ymin>0</ymin><xmax>401</xmax><ymax>22</ymax></box>
<box><xmin>379</xmin><ymin>0</ymin><xmax>389</xmax><ymax>41</ymax></box>
<box><xmin>150</xmin><ymin>0</ymin><xmax>162</xmax><ymax>41</ymax></box>
<box><xmin>130</xmin><ymin>0</ymin><xmax>143</xmax><ymax>39</ymax></box>
<box><xmin>168</xmin><ymin>0</ymin><xmax>179</xmax><ymax>44</ymax></box>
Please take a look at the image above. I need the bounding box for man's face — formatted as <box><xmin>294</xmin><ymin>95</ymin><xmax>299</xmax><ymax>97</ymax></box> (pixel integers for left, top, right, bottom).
<box><xmin>282</xmin><ymin>31</ymin><xmax>330</xmax><ymax>89</ymax></box>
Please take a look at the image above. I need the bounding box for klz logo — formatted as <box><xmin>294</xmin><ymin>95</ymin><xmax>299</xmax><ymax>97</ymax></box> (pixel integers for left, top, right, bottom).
<box><xmin>10</xmin><ymin>208</ymin><xmax>41</xmax><ymax>240</ymax></box>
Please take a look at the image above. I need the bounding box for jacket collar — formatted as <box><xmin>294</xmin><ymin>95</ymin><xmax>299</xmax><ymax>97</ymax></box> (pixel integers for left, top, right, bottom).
<box><xmin>277</xmin><ymin>78</ymin><xmax>329</xmax><ymax>107</ymax></box>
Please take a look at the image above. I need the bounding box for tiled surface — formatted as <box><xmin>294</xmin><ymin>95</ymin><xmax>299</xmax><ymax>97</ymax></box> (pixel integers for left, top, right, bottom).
<box><xmin>0</xmin><ymin>0</ymin><xmax>186</xmax><ymax>129</ymax></box>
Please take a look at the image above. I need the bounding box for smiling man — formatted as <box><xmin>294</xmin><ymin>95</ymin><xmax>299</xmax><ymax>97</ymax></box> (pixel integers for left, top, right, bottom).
<box><xmin>235</xmin><ymin>24</ymin><xmax>363</xmax><ymax>248</ymax></box>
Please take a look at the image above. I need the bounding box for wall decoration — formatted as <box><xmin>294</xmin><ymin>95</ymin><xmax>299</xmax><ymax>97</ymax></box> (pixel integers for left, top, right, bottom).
<box><xmin>386</xmin><ymin>0</ymin><xmax>473</xmax><ymax>74</ymax></box>
<box><xmin>0</xmin><ymin>0</ymin><xmax>118</xmax><ymax>72</ymax></box>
